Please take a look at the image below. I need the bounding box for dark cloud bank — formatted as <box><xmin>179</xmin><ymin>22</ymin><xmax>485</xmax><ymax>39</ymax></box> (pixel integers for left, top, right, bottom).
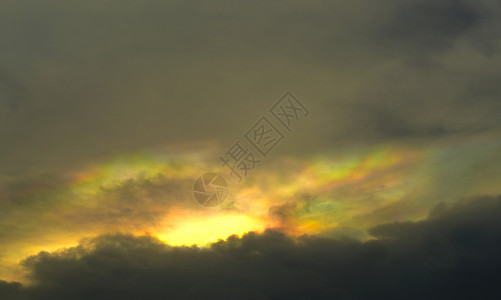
<box><xmin>1</xmin><ymin>0</ymin><xmax>501</xmax><ymax>174</ymax></box>
<box><xmin>1</xmin><ymin>195</ymin><xmax>501</xmax><ymax>300</ymax></box>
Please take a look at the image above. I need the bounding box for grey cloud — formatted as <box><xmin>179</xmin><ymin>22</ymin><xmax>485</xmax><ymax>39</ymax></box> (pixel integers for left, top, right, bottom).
<box><xmin>0</xmin><ymin>70</ymin><xmax>27</xmax><ymax>112</ymax></box>
<box><xmin>0</xmin><ymin>172</ymin><xmax>193</xmax><ymax>248</ymax></box>
<box><xmin>382</xmin><ymin>0</ymin><xmax>484</xmax><ymax>52</ymax></box>
<box><xmin>78</xmin><ymin>174</ymin><xmax>192</xmax><ymax>227</ymax></box>
<box><xmin>1</xmin><ymin>0</ymin><xmax>500</xmax><ymax>174</ymax></box>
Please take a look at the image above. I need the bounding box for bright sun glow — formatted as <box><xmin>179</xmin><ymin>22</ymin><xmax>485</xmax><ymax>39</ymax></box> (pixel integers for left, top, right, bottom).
<box><xmin>155</xmin><ymin>211</ymin><xmax>267</xmax><ymax>246</ymax></box>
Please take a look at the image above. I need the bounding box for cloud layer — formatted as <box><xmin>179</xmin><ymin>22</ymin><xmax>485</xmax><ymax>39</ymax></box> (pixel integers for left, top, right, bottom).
<box><xmin>1</xmin><ymin>0</ymin><xmax>500</xmax><ymax>174</ymax></box>
<box><xmin>1</xmin><ymin>195</ymin><xmax>500</xmax><ymax>299</ymax></box>
<box><xmin>1</xmin><ymin>0</ymin><xmax>501</xmax><ymax>297</ymax></box>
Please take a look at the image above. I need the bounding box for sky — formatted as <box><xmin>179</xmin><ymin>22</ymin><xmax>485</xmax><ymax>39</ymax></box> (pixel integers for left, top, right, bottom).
<box><xmin>1</xmin><ymin>0</ymin><xmax>501</xmax><ymax>299</ymax></box>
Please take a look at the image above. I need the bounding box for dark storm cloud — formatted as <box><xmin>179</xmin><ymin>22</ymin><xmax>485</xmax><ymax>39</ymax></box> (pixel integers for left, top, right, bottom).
<box><xmin>0</xmin><ymin>280</ymin><xmax>21</xmax><ymax>299</ymax></box>
<box><xmin>1</xmin><ymin>195</ymin><xmax>501</xmax><ymax>299</ymax></box>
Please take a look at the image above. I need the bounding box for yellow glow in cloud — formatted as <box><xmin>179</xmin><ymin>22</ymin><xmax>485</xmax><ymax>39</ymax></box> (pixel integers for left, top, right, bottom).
<box><xmin>4</xmin><ymin>136</ymin><xmax>500</xmax><ymax>285</ymax></box>
<box><xmin>156</xmin><ymin>211</ymin><xmax>267</xmax><ymax>246</ymax></box>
